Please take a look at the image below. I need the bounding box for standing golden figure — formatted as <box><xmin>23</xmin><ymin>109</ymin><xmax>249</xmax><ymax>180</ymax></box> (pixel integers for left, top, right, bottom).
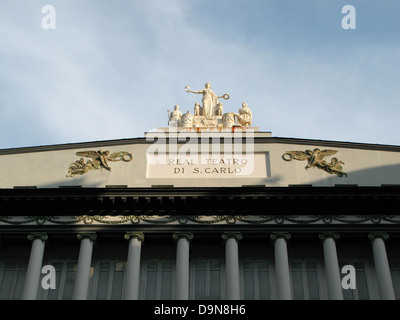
<box><xmin>185</xmin><ymin>83</ymin><xmax>230</xmax><ymax>118</ymax></box>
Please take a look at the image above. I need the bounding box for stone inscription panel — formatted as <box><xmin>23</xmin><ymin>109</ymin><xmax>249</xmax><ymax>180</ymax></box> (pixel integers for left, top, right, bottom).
<box><xmin>146</xmin><ymin>152</ymin><xmax>270</xmax><ymax>179</ymax></box>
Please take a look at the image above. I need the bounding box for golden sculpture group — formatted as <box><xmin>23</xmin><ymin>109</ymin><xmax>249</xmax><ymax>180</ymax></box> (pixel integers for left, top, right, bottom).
<box><xmin>282</xmin><ymin>148</ymin><xmax>347</xmax><ymax>177</ymax></box>
<box><xmin>67</xmin><ymin>150</ymin><xmax>133</xmax><ymax>178</ymax></box>
<box><xmin>168</xmin><ymin>82</ymin><xmax>253</xmax><ymax>129</ymax></box>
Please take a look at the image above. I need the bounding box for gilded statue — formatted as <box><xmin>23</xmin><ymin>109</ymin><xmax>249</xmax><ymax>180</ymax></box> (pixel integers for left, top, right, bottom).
<box><xmin>236</xmin><ymin>102</ymin><xmax>252</xmax><ymax>127</ymax></box>
<box><xmin>181</xmin><ymin>111</ymin><xmax>194</xmax><ymax>128</ymax></box>
<box><xmin>185</xmin><ymin>83</ymin><xmax>230</xmax><ymax>118</ymax></box>
<box><xmin>194</xmin><ymin>102</ymin><xmax>202</xmax><ymax>116</ymax></box>
<box><xmin>222</xmin><ymin>112</ymin><xmax>236</xmax><ymax>128</ymax></box>
<box><xmin>216</xmin><ymin>102</ymin><xmax>223</xmax><ymax>116</ymax></box>
<box><xmin>323</xmin><ymin>157</ymin><xmax>347</xmax><ymax>177</ymax></box>
<box><xmin>67</xmin><ymin>150</ymin><xmax>133</xmax><ymax>178</ymax></box>
<box><xmin>166</xmin><ymin>83</ymin><xmax>254</xmax><ymax>129</ymax></box>
<box><xmin>282</xmin><ymin>148</ymin><xmax>347</xmax><ymax>177</ymax></box>
<box><xmin>167</xmin><ymin>105</ymin><xmax>183</xmax><ymax>125</ymax></box>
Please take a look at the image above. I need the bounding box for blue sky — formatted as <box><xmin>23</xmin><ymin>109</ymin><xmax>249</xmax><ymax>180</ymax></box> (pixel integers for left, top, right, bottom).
<box><xmin>0</xmin><ymin>0</ymin><xmax>399</xmax><ymax>149</ymax></box>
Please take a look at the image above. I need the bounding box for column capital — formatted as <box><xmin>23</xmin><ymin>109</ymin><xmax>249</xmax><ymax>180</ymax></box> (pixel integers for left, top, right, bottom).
<box><xmin>368</xmin><ymin>232</ymin><xmax>389</xmax><ymax>241</ymax></box>
<box><xmin>173</xmin><ymin>232</ymin><xmax>194</xmax><ymax>241</ymax></box>
<box><xmin>77</xmin><ymin>232</ymin><xmax>97</xmax><ymax>241</ymax></box>
<box><xmin>319</xmin><ymin>232</ymin><xmax>340</xmax><ymax>241</ymax></box>
<box><xmin>124</xmin><ymin>232</ymin><xmax>145</xmax><ymax>242</ymax></box>
<box><xmin>270</xmin><ymin>232</ymin><xmax>291</xmax><ymax>241</ymax></box>
<box><xmin>222</xmin><ymin>232</ymin><xmax>243</xmax><ymax>241</ymax></box>
<box><xmin>27</xmin><ymin>232</ymin><xmax>48</xmax><ymax>241</ymax></box>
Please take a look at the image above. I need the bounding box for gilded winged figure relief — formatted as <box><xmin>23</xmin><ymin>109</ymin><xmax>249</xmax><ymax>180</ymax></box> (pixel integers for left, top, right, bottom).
<box><xmin>67</xmin><ymin>150</ymin><xmax>133</xmax><ymax>178</ymax></box>
<box><xmin>282</xmin><ymin>148</ymin><xmax>347</xmax><ymax>177</ymax></box>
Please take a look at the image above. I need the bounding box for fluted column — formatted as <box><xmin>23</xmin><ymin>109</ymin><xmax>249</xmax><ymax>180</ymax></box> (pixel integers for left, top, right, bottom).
<box><xmin>72</xmin><ymin>232</ymin><xmax>97</xmax><ymax>300</ymax></box>
<box><xmin>123</xmin><ymin>232</ymin><xmax>144</xmax><ymax>300</ymax></box>
<box><xmin>222</xmin><ymin>232</ymin><xmax>242</xmax><ymax>300</ymax></box>
<box><xmin>319</xmin><ymin>232</ymin><xmax>343</xmax><ymax>300</ymax></box>
<box><xmin>270</xmin><ymin>232</ymin><xmax>292</xmax><ymax>300</ymax></box>
<box><xmin>368</xmin><ymin>233</ymin><xmax>395</xmax><ymax>300</ymax></box>
<box><xmin>173</xmin><ymin>232</ymin><xmax>194</xmax><ymax>300</ymax></box>
<box><xmin>22</xmin><ymin>233</ymin><xmax>48</xmax><ymax>300</ymax></box>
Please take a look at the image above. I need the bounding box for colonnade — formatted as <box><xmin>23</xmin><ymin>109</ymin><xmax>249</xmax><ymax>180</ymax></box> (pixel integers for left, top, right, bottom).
<box><xmin>19</xmin><ymin>231</ymin><xmax>396</xmax><ymax>300</ymax></box>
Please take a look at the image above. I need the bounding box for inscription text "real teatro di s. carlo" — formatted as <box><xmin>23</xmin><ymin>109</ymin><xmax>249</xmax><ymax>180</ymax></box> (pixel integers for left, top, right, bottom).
<box><xmin>168</xmin><ymin>156</ymin><xmax>252</xmax><ymax>175</ymax></box>
<box><xmin>168</xmin><ymin>157</ymin><xmax>248</xmax><ymax>165</ymax></box>
<box><xmin>146</xmin><ymin>153</ymin><xmax>268</xmax><ymax>179</ymax></box>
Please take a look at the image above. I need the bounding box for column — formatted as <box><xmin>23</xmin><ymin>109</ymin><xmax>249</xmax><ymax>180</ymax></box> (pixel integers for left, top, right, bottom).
<box><xmin>173</xmin><ymin>232</ymin><xmax>194</xmax><ymax>300</ymax></box>
<box><xmin>22</xmin><ymin>233</ymin><xmax>48</xmax><ymax>300</ymax></box>
<box><xmin>270</xmin><ymin>232</ymin><xmax>292</xmax><ymax>300</ymax></box>
<box><xmin>222</xmin><ymin>232</ymin><xmax>242</xmax><ymax>300</ymax></box>
<box><xmin>368</xmin><ymin>233</ymin><xmax>395</xmax><ymax>300</ymax></box>
<box><xmin>72</xmin><ymin>232</ymin><xmax>97</xmax><ymax>300</ymax></box>
<box><xmin>123</xmin><ymin>232</ymin><xmax>145</xmax><ymax>300</ymax></box>
<box><xmin>319</xmin><ymin>232</ymin><xmax>343</xmax><ymax>300</ymax></box>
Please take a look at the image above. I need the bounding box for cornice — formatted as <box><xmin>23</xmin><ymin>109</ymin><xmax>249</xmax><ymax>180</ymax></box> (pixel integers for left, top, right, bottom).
<box><xmin>1</xmin><ymin>186</ymin><xmax>399</xmax><ymax>215</ymax></box>
<box><xmin>1</xmin><ymin>136</ymin><xmax>400</xmax><ymax>155</ymax></box>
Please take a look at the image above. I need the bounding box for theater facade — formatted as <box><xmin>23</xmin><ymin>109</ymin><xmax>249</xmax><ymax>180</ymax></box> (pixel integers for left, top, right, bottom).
<box><xmin>1</xmin><ymin>86</ymin><xmax>400</xmax><ymax>300</ymax></box>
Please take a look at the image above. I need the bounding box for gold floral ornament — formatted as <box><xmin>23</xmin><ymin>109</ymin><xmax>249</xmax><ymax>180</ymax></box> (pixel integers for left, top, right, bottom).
<box><xmin>67</xmin><ymin>150</ymin><xmax>133</xmax><ymax>178</ymax></box>
<box><xmin>282</xmin><ymin>148</ymin><xmax>347</xmax><ymax>177</ymax></box>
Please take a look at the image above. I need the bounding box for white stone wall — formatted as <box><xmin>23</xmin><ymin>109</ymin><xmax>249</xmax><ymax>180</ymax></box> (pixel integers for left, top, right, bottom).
<box><xmin>0</xmin><ymin>136</ymin><xmax>399</xmax><ymax>188</ymax></box>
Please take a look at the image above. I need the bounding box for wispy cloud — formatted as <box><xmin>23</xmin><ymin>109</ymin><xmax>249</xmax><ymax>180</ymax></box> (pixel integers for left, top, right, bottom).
<box><xmin>0</xmin><ymin>0</ymin><xmax>399</xmax><ymax>148</ymax></box>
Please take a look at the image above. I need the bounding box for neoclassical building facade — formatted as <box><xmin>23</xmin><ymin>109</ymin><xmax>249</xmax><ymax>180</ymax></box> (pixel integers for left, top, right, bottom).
<box><xmin>1</xmin><ymin>122</ymin><xmax>400</xmax><ymax>300</ymax></box>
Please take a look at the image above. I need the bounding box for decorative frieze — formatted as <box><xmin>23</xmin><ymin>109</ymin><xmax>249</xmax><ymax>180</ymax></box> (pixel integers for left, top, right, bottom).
<box><xmin>66</xmin><ymin>150</ymin><xmax>133</xmax><ymax>178</ymax></box>
<box><xmin>282</xmin><ymin>149</ymin><xmax>347</xmax><ymax>177</ymax></box>
<box><xmin>1</xmin><ymin>215</ymin><xmax>400</xmax><ymax>226</ymax></box>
